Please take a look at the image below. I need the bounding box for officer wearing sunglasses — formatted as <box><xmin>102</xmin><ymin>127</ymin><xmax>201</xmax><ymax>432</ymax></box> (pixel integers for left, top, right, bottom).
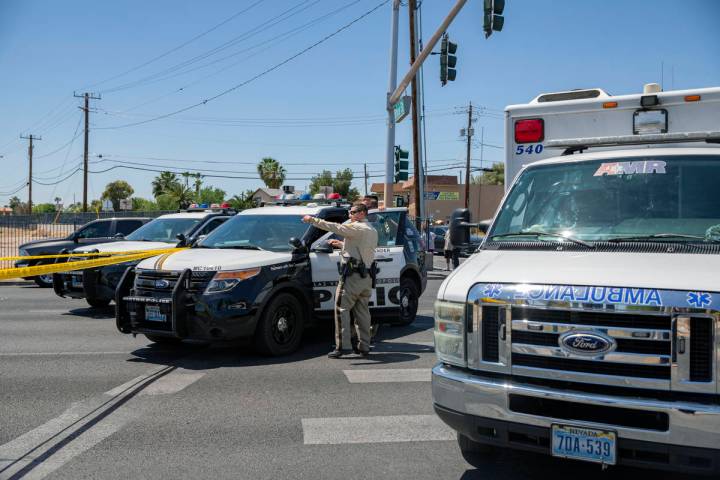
<box><xmin>302</xmin><ymin>203</ymin><xmax>378</xmax><ymax>358</ymax></box>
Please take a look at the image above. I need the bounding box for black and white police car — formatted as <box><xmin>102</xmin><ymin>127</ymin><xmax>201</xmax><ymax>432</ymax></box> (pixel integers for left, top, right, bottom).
<box><xmin>54</xmin><ymin>206</ymin><xmax>231</xmax><ymax>308</ymax></box>
<box><xmin>116</xmin><ymin>203</ymin><xmax>428</xmax><ymax>355</ymax></box>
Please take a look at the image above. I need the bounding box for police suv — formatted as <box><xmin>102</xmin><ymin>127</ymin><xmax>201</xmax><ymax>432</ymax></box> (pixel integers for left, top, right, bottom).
<box><xmin>433</xmin><ymin>85</ymin><xmax>720</xmax><ymax>474</ymax></box>
<box><xmin>116</xmin><ymin>204</ymin><xmax>427</xmax><ymax>355</ymax></box>
<box><xmin>54</xmin><ymin>206</ymin><xmax>231</xmax><ymax>308</ymax></box>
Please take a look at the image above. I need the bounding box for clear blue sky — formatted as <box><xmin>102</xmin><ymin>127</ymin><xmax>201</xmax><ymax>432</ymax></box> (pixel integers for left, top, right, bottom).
<box><xmin>1</xmin><ymin>0</ymin><xmax>718</xmax><ymax>206</ymax></box>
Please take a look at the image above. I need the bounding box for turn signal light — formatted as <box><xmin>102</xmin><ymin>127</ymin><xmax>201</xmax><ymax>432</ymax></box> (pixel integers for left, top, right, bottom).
<box><xmin>514</xmin><ymin>118</ymin><xmax>544</xmax><ymax>143</ymax></box>
<box><xmin>684</xmin><ymin>95</ymin><xmax>701</xmax><ymax>102</ymax></box>
<box><xmin>602</xmin><ymin>102</ymin><xmax>618</xmax><ymax>109</ymax></box>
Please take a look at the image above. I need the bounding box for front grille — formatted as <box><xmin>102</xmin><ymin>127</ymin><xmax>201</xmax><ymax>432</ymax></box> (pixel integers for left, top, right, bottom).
<box><xmin>134</xmin><ymin>270</ymin><xmax>215</xmax><ymax>296</ymax></box>
<box><xmin>482</xmin><ymin>306</ymin><xmax>500</xmax><ymax>362</ymax></box>
<box><xmin>512</xmin><ymin>353</ymin><xmax>671</xmax><ymax>379</ymax></box>
<box><xmin>690</xmin><ymin>317</ymin><xmax>713</xmax><ymax>382</ymax></box>
<box><xmin>509</xmin><ymin>306</ymin><xmax>675</xmax><ymax>384</ymax></box>
<box><xmin>513</xmin><ymin>307</ymin><xmax>670</xmax><ymax>330</ymax></box>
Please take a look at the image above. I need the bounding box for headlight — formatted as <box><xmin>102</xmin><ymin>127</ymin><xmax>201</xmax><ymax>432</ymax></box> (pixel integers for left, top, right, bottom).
<box><xmin>434</xmin><ymin>299</ymin><xmax>467</xmax><ymax>367</ymax></box>
<box><xmin>205</xmin><ymin>268</ymin><xmax>261</xmax><ymax>294</ymax></box>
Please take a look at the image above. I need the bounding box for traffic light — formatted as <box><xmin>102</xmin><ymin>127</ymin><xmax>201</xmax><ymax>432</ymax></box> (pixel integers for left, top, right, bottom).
<box><xmin>394</xmin><ymin>146</ymin><xmax>409</xmax><ymax>182</ymax></box>
<box><xmin>439</xmin><ymin>33</ymin><xmax>457</xmax><ymax>86</ymax></box>
<box><xmin>483</xmin><ymin>0</ymin><xmax>505</xmax><ymax>38</ymax></box>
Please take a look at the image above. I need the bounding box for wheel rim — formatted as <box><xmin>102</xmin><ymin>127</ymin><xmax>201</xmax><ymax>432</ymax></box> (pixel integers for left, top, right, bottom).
<box><xmin>399</xmin><ymin>285</ymin><xmax>417</xmax><ymax>319</ymax></box>
<box><xmin>271</xmin><ymin>305</ymin><xmax>297</xmax><ymax>346</ymax></box>
<box><xmin>39</xmin><ymin>275</ymin><xmax>53</xmax><ymax>284</ymax></box>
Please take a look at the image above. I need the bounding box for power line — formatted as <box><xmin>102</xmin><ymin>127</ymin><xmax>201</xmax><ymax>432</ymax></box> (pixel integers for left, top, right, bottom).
<box><xmin>94</xmin><ymin>0</ymin><xmax>390</xmax><ymax>131</ymax></box>
<box><xmin>86</xmin><ymin>0</ymin><xmax>268</xmax><ymax>91</ymax></box>
<box><xmin>100</xmin><ymin>0</ymin><xmax>320</xmax><ymax>94</ymax></box>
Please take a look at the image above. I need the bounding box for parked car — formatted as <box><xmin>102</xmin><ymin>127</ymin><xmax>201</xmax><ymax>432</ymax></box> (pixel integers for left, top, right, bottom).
<box><xmin>15</xmin><ymin>217</ymin><xmax>151</xmax><ymax>287</ymax></box>
<box><xmin>432</xmin><ymin>226</ymin><xmax>448</xmax><ymax>253</ymax></box>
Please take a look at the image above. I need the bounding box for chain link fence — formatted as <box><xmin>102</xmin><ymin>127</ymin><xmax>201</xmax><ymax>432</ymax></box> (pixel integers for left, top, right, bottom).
<box><xmin>0</xmin><ymin>211</ymin><xmax>173</xmax><ymax>269</ymax></box>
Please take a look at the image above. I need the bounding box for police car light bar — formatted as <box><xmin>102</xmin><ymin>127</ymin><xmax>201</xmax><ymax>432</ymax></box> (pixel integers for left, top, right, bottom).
<box><xmin>546</xmin><ymin>130</ymin><xmax>720</xmax><ymax>150</ymax></box>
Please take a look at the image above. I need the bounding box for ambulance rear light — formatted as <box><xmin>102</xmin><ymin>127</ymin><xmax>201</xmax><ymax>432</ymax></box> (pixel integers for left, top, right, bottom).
<box><xmin>514</xmin><ymin>119</ymin><xmax>544</xmax><ymax>143</ymax></box>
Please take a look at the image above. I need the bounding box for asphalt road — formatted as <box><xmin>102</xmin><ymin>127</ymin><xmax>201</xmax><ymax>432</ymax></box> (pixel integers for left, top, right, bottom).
<box><xmin>0</xmin><ymin>258</ymin><xmax>700</xmax><ymax>479</ymax></box>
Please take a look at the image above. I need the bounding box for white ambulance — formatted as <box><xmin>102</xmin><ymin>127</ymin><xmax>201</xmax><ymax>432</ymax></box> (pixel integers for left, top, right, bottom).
<box><xmin>433</xmin><ymin>84</ymin><xmax>720</xmax><ymax>474</ymax></box>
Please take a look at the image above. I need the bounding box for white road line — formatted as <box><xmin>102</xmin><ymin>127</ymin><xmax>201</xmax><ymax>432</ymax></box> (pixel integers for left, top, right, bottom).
<box><xmin>302</xmin><ymin>415</ymin><xmax>454</xmax><ymax>445</ymax></box>
<box><xmin>0</xmin><ymin>351</ymin><xmax>130</xmax><ymax>357</ymax></box>
<box><xmin>343</xmin><ymin>368</ymin><xmax>430</xmax><ymax>383</ymax></box>
<box><xmin>0</xmin><ymin>366</ymin><xmax>169</xmax><ymax>480</ymax></box>
<box><xmin>139</xmin><ymin>369</ymin><xmax>205</xmax><ymax>396</ymax></box>
<box><xmin>379</xmin><ymin>340</ymin><xmax>434</xmax><ymax>347</ymax></box>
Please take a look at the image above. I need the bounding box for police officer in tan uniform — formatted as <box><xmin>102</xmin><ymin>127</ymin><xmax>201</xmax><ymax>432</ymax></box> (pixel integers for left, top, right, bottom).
<box><xmin>302</xmin><ymin>203</ymin><xmax>378</xmax><ymax>358</ymax></box>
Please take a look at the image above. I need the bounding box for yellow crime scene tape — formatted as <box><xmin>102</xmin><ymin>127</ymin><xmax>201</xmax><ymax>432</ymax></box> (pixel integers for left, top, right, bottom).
<box><xmin>0</xmin><ymin>248</ymin><xmax>187</xmax><ymax>281</ymax></box>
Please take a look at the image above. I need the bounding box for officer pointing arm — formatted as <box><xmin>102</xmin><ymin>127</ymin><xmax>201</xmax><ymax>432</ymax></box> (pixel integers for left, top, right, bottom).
<box><xmin>302</xmin><ymin>203</ymin><xmax>378</xmax><ymax>358</ymax></box>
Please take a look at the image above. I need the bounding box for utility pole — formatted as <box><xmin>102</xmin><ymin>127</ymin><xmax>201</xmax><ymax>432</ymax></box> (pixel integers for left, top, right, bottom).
<box><xmin>409</xmin><ymin>0</ymin><xmax>422</xmax><ymax>229</ymax></box>
<box><xmin>74</xmin><ymin>92</ymin><xmax>101</xmax><ymax>212</ymax></box>
<box><xmin>363</xmin><ymin>163</ymin><xmax>368</xmax><ymax>196</ymax></box>
<box><xmin>383</xmin><ymin>0</ymin><xmax>401</xmax><ymax>208</ymax></box>
<box><xmin>464</xmin><ymin>102</ymin><xmax>473</xmax><ymax>209</ymax></box>
<box><xmin>20</xmin><ymin>134</ymin><xmax>41</xmax><ymax>214</ymax></box>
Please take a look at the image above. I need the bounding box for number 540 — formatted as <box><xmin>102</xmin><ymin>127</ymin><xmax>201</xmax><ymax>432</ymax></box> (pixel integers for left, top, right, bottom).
<box><xmin>515</xmin><ymin>144</ymin><xmax>543</xmax><ymax>155</ymax></box>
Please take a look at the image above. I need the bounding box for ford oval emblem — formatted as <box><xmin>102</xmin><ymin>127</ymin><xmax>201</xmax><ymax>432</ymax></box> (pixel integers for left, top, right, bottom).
<box><xmin>155</xmin><ymin>279</ymin><xmax>171</xmax><ymax>289</ymax></box>
<box><xmin>558</xmin><ymin>331</ymin><xmax>616</xmax><ymax>357</ymax></box>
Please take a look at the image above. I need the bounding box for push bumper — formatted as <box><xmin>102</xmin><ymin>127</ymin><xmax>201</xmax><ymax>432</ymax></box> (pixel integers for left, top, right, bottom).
<box><xmin>432</xmin><ymin>363</ymin><xmax>720</xmax><ymax>475</ymax></box>
<box><xmin>116</xmin><ymin>268</ymin><xmax>259</xmax><ymax>341</ymax></box>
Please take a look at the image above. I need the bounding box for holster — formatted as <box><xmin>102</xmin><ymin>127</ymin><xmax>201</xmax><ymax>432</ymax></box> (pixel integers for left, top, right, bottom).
<box><xmin>369</xmin><ymin>262</ymin><xmax>378</xmax><ymax>289</ymax></box>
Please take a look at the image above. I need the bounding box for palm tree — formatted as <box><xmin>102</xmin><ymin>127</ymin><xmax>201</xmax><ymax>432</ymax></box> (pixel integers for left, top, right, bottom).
<box><xmin>166</xmin><ymin>183</ymin><xmax>194</xmax><ymax>209</ymax></box>
<box><xmin>181</xmin><ymin>171</ymin><xmax>192</xmax><ymax>188</ymax></box>
<box><xmin>152</xmin><ymin>171</ymin><xmax>180</xmax><ymax>198</ymax></box>
<box><xmin>193</xmin><ymin>173</ymin><xmax>204</xmax><ymax>198</ymax></box>
<box><xmin>257</xmin><ymin>157</ymin><xmax>286</xmax><ymax>189</ymax></box>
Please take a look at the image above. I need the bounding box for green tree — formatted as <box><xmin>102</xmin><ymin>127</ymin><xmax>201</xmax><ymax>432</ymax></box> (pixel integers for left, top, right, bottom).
<box><xmin>8</xmin><ymin>196</ymin><xmax>23</xmax><ymax>214</ymax></box>
<box><xmin>101</xmin><ymin>180</ymin><xmax>134</xmax><ymax>211</ymax></box>
<box><xmin>32</xmin><ymin>203</ymin><xmax>56</xmax><ymax>213</ymax></box>
<box><xmin>151</xmin><ymin>171</ymin><xmax>180</xmax><ymax>198</ymax></box>
<box><xmin>308</xmin><ymin>169</ymin><xmax>359</xmax><ymax>201</ymax></box>
<box><xmin>165</xmin><ymin>183</ymin><xmax>194</xmax><ymax>209</ymax></box>
<box><xmin>156</xmin><ymin>194</ymin><xmax>178</xmax><ymax>211</ymax></box>
<box><xmin>197</xmin><ymin>186</ymin><xmax>226</xmax><ymax>205</ymax></box>
<box><xmin>227</xmin><ymin>190</ymin><xmax>256</xmax><ymax>210</ymax></box>
<box><xmin>90</xmin><ymin>199</ymin><xmax>103</xmax><ymax>212</ymax></box>
<box><xmin>132</xmin><ymin>197</ymin><xmax>158</xmax><ymax>211</ymax></box>
<box><xmin>471</xmin><ymin>162</ymin><xmax>504</xmax><ymax>186</ymax></box>
<box><xmin>193</xmin><ymin>173</ymin><xmax>204</xmax><ymax>198</ymax></box>
<box><xmin>257</xmin><ymin>157</ymin><xmax>286</xmax><ymax>189</ymax></box>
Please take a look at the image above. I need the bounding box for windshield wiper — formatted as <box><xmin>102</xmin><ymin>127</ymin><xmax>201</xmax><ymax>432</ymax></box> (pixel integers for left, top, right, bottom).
<box><xmin>216</xmin><ymin>245</ymin><xmax>262</xmax><ymax>250</ymax></box>
<box><xmin>491</xmin><ymin>230</ymin><xmax>595</xmax><ymax>249</ymax></box>
<box><xmin>606</xmin><ymin>233</ymin><xmax>720</xmax><ymax>244</ymax></box>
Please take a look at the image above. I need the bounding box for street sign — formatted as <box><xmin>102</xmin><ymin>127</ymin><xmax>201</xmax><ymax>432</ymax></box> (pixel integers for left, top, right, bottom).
<box><xmin>102</xmin><ymin>199</ymin><xmax>114</xmax><ymax>212</ymax></box>
<box><xmin>119</xmin><ymin>198</ymin><xmax>132</xmax><ymax>211</ymax></box>
<box><xmin>393</xmin><ymin>96</ymin><xmax>412</xmax><ymax>123</ymax></box>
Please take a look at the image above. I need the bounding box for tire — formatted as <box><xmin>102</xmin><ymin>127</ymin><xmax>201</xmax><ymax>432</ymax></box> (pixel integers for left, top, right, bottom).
<box><xmin>33</xmin><ymin>275</ymin><xmax>53</xmax><ymax>288</ymax></box>
<box><xmin>254</xmin><ymin>292</ymin><xmax>305</xmax><ymax>356</ymax></box>
<box><xmin>86</xmin><ymin>296</ymin><xmax>111</xmax><ymax>308</ymax></box>
<box><xmin>145</xmin><ymin>335</ymin><xmax>182</xmax><ymax>345</ymax></box>
<box><xmin>457</xmin><ymin>433</ymin><xmax>497</xmax><ymax>467</ymax></box>
<box><xmin>396</xmin><ymin>276</ymin><xmax>420</xmax><ymax>326</ymax></box>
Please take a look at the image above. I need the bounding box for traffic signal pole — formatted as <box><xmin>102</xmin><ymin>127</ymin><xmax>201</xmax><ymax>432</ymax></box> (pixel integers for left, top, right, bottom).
<box><xmin>383</xmin><ymin>0</ymin><xmax>401</xmax><ymax>209</ymax></box>
<box><xmin>388</xmin><ymin>0</ymin><xmax>467</xmax><ymax>107</ymax></box>
<box><xmin>409</xmin><ymin>0</ymin><xmax>423</xmax><ymax>228</ymax></box>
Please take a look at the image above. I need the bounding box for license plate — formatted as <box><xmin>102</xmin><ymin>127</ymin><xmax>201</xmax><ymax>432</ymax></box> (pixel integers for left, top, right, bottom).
<box><xmin>71</xmin><ymin>275</ymin><xmax>83</xmax><ymax>288</ymax></box>
<box><xmin>551</xmin><ymin>424</ymin><xmax>616</xmax><ymax>465</ymax></box>
<box><xmin>145</xmin><ymin>305</ymin><xmax>167</xmax><ymax>323</ymax></box>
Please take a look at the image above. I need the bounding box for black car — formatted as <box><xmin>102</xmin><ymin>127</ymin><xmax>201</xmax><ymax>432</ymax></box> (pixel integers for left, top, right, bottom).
<box><xmin>16</xmin><ymin>217</ymin><xmax>151</xmax><ymax>287</ymax></box>
<box><xmin>432</xmin><ymin>225</ymin><xmax>448</xmax><ymax>253</ymax></box>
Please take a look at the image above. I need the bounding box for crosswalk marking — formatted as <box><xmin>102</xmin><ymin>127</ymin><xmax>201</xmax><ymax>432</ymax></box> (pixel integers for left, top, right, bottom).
<box><xmin>343</xmin><ymin>368</ymin><xmax>430</xmax><ymax>383</ymax></box>
<box><xmin>139</xmin><ymin>369</ymin><xmax>205</xmax><ymax>395</ymax></box>
<box><xmin>301</xmin><ymin>415</ymin><xmax>454</xmax><ymax>445</ymax></box>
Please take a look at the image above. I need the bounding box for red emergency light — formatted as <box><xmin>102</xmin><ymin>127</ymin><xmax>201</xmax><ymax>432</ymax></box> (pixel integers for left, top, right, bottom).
<box><xmin>514</xmin><ymin>118</ymin><xmax>544</xmax><ymax>143</ymax></box>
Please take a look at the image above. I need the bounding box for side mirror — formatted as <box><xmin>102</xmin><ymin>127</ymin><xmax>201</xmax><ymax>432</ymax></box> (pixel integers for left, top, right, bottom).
<box><xmin>288</xmin><ymin>237</ymin><xmax>306</xmax><ymax>252</ymax></box>
<box><xmin>114</xmin><ymin>233</ymin><xmax>125</xmax><ymax>239</ymax></box>
<box><xmin>311</xmin><ymin>240</ymin><xmax>333</xmax><ymax>254</ymax></box>
<box><xmin>449</xmin><ymin>208</ymin><xmax>472</xmax><ymax>246</ymax></box>
<box><xmin>72</xmin><ymin>233</ymin><xmax>79</xmax><ymax>243</ymax></box>
<box><xmin>190</xmin><ymin>235</ymin><xmax>207</xmax><ymax>247</ymax></box>
<box><xmin>176</xmin><ymin>233</ymin><xmax>187</xmax><ymax>246</ymax></box>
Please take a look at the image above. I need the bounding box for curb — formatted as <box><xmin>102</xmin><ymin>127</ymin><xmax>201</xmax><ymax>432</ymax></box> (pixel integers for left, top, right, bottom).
<box><xmin>0</xmin><ymin>280</ymin><xmax>35</xmax><ymax>287</ymax></box>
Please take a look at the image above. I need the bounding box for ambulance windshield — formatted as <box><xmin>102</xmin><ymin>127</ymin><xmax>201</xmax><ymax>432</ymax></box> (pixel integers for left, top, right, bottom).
<box><xmin>490</xmin><ymin>155</ymin><xmax>720</xmax><ymax>243</ymax></box>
